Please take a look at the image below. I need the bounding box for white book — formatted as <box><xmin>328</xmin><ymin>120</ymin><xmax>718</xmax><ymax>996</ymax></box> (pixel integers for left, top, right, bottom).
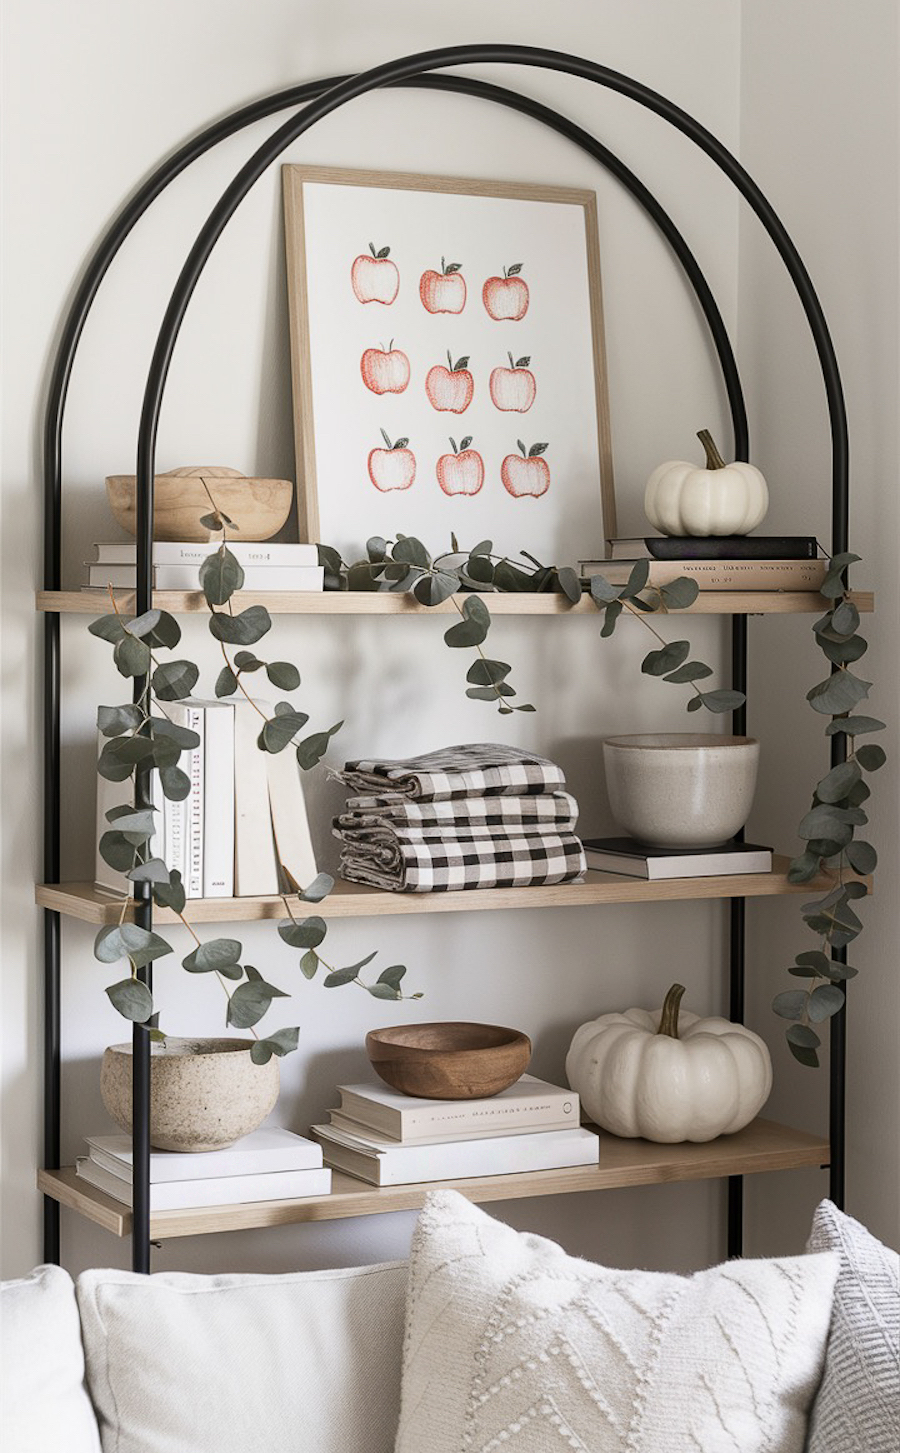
<box><xmin>583</xmin><ymin>837</ymin><xmax>773</xmax><ymax>880</ymax></box>
<box><xmin>94</xmin><ymin>732</ymin><xmax>165</xmax><ymax>895</ymax></box>
<box><xmin>189</xmin><ymin>700</ymin><xmax>235</xmax><ymax>897</ymax></box>
<box><xmin>94</xmin><ymin>541</ymin><xmax>320</xmax><ymax>567</ymax></box>
<box><xmin>86</xmin><ymin>563</ymin><xmax>324</xmax><ymax>591</ymax></box>
<box><xmin>233</xmin><ymin>700</ymin><xmax>280</xmax><ymax>896</ymax></box>
<box><xmin>75</xmin><ymin>1156</ymin><xmax>332</xmax><ymax>1209</ymax></box>
<box><xmin>336</xmin><ymin>1075</ymin><xmax>580</xmax><ymax>1141</ymax></box>
<box><xmin>265</xmin><ymin>745</ymin><xmax>318</xmax><ymax>891</ymax></box>
<box><xmin>83</xmin><ymin>1127</ymin><xmax>323</xmax><ymax>1183</ymax></box>
<box><xmin>312</xmin><ymin>1124</ymin><xmax>599</xmax><ymax>1187</ymax></box>
<box><xmin>167</xmin><ymin>702</ymin><xmax>205</xmax><ymax>897</ymax></box>
<box><xmin>326</xmin><ymin>1109</ymin><xmax>580</xmax><ymax>1148</ymax></box>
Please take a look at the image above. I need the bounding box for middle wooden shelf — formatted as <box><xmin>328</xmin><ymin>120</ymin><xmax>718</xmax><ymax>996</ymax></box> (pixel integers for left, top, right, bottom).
<box><xmin>37</xmin><ymin>854</ymin><xmax>849</xmax><ymax>924</ymax></box>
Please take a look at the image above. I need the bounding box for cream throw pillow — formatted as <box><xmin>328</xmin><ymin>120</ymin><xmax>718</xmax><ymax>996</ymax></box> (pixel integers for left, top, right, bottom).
<box><xmin>396</xmin><ymin>1190</ymin><xmax>838</xmax><ymax>1453</ymax></box>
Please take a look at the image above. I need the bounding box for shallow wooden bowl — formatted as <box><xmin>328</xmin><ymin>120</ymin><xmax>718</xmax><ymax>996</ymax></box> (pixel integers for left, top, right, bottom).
<box><xmin>106</xmin><ymin>465</ymin><xmax>294</xmax><ymax>543</ymax></box>
<box><xmin>365</xmin><ymin>1021</ymin><xmax>532</xmax><ymax>1100</ymax></box>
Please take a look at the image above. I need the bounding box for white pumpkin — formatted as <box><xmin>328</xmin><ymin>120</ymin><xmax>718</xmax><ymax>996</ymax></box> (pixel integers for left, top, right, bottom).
<box><xmin>645</xmin><ymin>429</ymin><xmax>769</xmax><ymax>537</ymax></box>
<box><xmin>565</xmin><ymin>984</ymin><xmax>773</xmax><ymax>1143</ymax></box>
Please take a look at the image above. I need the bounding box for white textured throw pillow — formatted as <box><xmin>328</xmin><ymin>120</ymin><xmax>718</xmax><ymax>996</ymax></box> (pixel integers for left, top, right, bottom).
<box><xmin>806</xmin><ymin>1199</ymin><xmax>900</xmax><ymax>1453</ymax></box>
<box><xmin>0</xmin><ymin>1264</ymin><xmax>101</xmax><ymax>1453</ymax></box>
<box><xmin>77</xmin><ymin>1260</ymin><xmax>407</xmax><ymax>1453</ymax></box>
<box><xmin>396</xmin><ymin>1190</ymin><xmax>839</xmax><ymax>1453</ymax></box>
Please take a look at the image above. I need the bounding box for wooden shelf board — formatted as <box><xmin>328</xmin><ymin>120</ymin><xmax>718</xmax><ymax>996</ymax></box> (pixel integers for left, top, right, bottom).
<box><xmin>37</xmin><ymin>1118</ymin><xmax>829</xmax><ymax>1240</ymax></box>
<box><xmin>35</xmin><ymin>856</ymin><xmax>860</xmax><ymax>925</ymax></box>
<box><xmin>37</xmin><ymin>588</ymin><xmax>874</xmax><ymax>617</ymax></box>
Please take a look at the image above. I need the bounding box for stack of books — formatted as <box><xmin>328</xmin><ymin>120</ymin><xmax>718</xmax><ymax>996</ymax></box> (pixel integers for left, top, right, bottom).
<box><xmin>74</xmin><ymin>1127</ymin><xmax>331</xmax><ymax>1210</ymax></box>
<box><xmin>581</xmin><ymin>534</ymin><xmax>826</xmax><ymax>591</ymax></box>
<box><xmin>312</xmin><ymin>1075</ymin><xmax>599</xmax><ymax>1187</ymax></box>
<box><xmin>96</xmin><ymin>698</ymin><xmax>318</xmax><ymax>899</ymax></box>
<box><xmin>583</xmin><ymin>836</ymin><xmax>773</xmax><ymax>880</ymax></box>
<box><xmin>84</xmin><ymin>540</ymin><xmax>324</xmax><ymax>591</ymax></box>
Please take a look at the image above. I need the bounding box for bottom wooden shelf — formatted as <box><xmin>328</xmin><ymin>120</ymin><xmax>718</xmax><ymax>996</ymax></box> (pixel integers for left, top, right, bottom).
<box><xmin>39</xmin><ymin>1118</ymin><xmax>828</xmax><ymax>1241</ymax></box>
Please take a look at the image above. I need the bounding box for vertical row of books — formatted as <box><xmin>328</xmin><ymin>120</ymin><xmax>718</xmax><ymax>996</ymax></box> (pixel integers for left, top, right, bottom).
<box><xmin>95</xmin><ymin>697</ymin><xmax>318</xmax><ymax>899</ymax></box>
<box><xmin>312</xmin><ymin>1076</ymin><xmax>599</xmax><ymax>1186</ymax></box>
<box><xmin>75</xmin><ymin>1128</ymin><xmax>331</xmax><ymax>1209</ymax></box>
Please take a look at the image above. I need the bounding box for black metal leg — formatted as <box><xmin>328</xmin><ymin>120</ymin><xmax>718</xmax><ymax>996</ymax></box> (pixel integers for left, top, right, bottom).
<box><xmin>42</xmin><ymin>909</ymin><xmax>61</xmax><ymax>1264</ymax></box>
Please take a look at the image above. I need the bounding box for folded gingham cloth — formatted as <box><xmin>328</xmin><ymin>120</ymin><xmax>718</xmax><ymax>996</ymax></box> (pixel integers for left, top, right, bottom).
<box><xmin>333</xmin><ymin>743</ymin><xmax>567</xmax><ymax>802</ymax></box>
<box><xmin>338</xmin><ymin>825</ymin><xmax>586</xmax><ymax>893</ymax></box>
<box><xmin>336</xmin><ymin>791</ymin><xmax>579</xmax><ymax>833</ymax></box>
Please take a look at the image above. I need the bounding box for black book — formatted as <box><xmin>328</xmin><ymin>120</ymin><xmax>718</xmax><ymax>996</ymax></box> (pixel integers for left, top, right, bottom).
<box><xmin>606</xmin><ymin>535</ymin><xmax>820</xmax><ymax>561</ymax></box>
<box><xmin>583</xmin><ymin>836</ymin><xmax>773</xmax><ymax>880</ymax></box>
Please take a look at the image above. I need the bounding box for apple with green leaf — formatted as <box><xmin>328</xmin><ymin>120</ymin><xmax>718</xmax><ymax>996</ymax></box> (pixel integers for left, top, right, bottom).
<box><xmin>419</xmin><ymin>257</ymin><xmax>466</xmax><ymax>314</ymax></box>
<box><xmin>436</xmin><ymin>437</ymin><xmax>484</xmax><ymax>497</ymax></box>
<box><xmin>367</xmin><ymin>429</ymin><xmax>416</xmax><ymax>492</ymax></box>
<box><xmin>351</xmin><ymin>244</ymin><xmax>399</xmax><ymax>304</ymax></box>
<box><xmin>425</xmin><ymin>352</ymin><xmax>474</xmax><ymax>413</ymax></box>
<box><xmin>490</xmin><ymin>353</ymin><xmax>536</xmax><ymax>412</ymax></box>
<box><xmin>483</xmin><ymin>264</ymin><xmax>529</xmax><ymax>320</ymax></box>
<box><xmin>501</xmin><ymin>440</ymin><xmax>550</xmax><ymax>498</ymax></box>
<box><xmin>360</xmin><ymin>342</ymin><xmax>410</xmax><ymax>394</ymax></box>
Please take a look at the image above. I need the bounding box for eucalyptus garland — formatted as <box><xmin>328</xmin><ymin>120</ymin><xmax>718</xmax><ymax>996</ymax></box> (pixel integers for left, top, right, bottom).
<box><xmin>89</xmin><ymin>521</ymin><xmax>878</xmax><ymax>1069</ymax></box>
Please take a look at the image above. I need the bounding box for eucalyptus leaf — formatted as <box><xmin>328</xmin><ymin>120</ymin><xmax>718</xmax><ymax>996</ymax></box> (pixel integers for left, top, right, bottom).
<box><xmin>88</xmin><ymin>614</ymin><xmax>127</xmax><ymax>644</ymax></box>
<box><xmin>127</xmin><ymin>609</ymin><xmax>162</xmax><ymax>639</ymax></box>
<box><xmin>126</xmin><ymin>857</ymin><xmax>171</xmax><ymax>884</ymax></box>
<box><xmin>786</xmin><ymin>1024</ymin><xmax>821</xmax><ymax>1049</ymax></box>
<box><xmin>208</xmin><ymin>605</ymin><xmax>272</xmax><ymax>646</ymax></box>
<box><xmin>113</xmin><ymin>633</ymin><xmax>151</xmax><ymax>678</ymax></box>
<box><xmin>324</xmin><ymin>964</ymin><xmax>362</xmax><ymax>987</ymax></box>
<box><xmin>182</xmin><ymin>938</ymin><xmax>243</xmax><ymax>974</ymax></box>
<box><xmin>825</xmin><ymin>715</ymin><xmax>885</xmax><ymax>736</ymax></box>
<box><xmin>663</xmin><ymin>661</ymin><xmax>713</xmax><ymax>684</ymax></box>
<box><xmin>466</xmin><ymin>659</ymin><xmax>511</xmax><ymax>687</ymax></box>
<box><xmin>822</xmin><ymin>960</ymin><xmax>858</xmax><ymax>981</ymax></box>
<box><xmin>831</xmin><ymin>601</ymin><xmax>860</xmax><ymax>636</ymax></box>
<box><xmin>787</xmin><ymin>1038</ymin><xmax>819</xmax><ymax>1068</ymax></box>
<box><xmin>856</xmin><ymin>743</ymin><xmax>887</xmax><ymax>771</ymax></box>
<box><xmin>94</xmin><ymin>923</ymin><xmax>173</xmax><ymax>969</ymax></box>
<box><xmin>555</xmin><ymin>566</ymin><xmax>582</xmax><ymax>604</ymax></box>
<box><xmin>295</xmin><ymin>721</ymin><xmax>342</xmax><ymax>770</ymax></box>
<box><xmin>641</xmin><ymin>640</ymin><xmax>690</xmax><ymax>677</ymax></box>
<box><xmin>299</xmin><ymin>950</ymin><xmax>319</xmax><ymax>980</ymax></box>
<box><xmin>658</xmin><ymin>576</ymin><xmax>700</xmax><ymax>609</ymax></box>
<box><xmin>696</xmin><ymin>689</ymin><xmax>746</xmax><ymax>714</ymax></box>
<box><xmin>392</xmin><ymin>536</ymin><xmax>431</xmax><ymax>569</ymax></box>
<box><xmin>153</xmin><ymin>870</ymin><xmax>186</xmax><ymax>913</ymax></box>
<box><xmin>412</xmin><ymin>570</ymin><xmax>458</xmax><ymax>606</ymax></box>
<box><xmin>261</xmin><ymin>709</ymin><xmax>309</xmax><ymax>754</ymax></box>
<box><xmin>588</xmin><ymin>574</ymin><xmax>622</xmax><ymax>605</ymax></box>
<box><xmin>815</xmin><ymin>760</ymin><xmax>862</xmax><ymax>803</ymax></box>
<box><xmin>465</xmin><ymin>553</ymin><xmax>495</xmax><ymax>585</ymax></box>
<box><xmin>98</xmin><ymin>704</ymin><xmax>144</xmax><ymax>737</ymax></box>
<box><xmin>216</xmin><ymin>666</ymin><xmax>238</xmax><ymax>697</ymax></box>
<box><xmin>622</xmin><ymin>559</ymin><xmax>650</xmax><ymax>597</ymax></box>
<box><xmin>159</xmin><ymin>764</ymin><xmax>191</xmax><ymax>801</ymax></box>
<box><xmin>808</xmin><ymin>984</ymin><xmax>845</xmax><ymax>1022</ymax></box>
<box><xmin>377</xmin><ymin>964</ymin><xmax>407</xmax><ymax>989</ymax></box>
<box><xmin>105</xmin><ymin>806</ymin><xmax>157</xmax><ymax>835</ymax></box>
<box><xmin>807</xmin><ymin>671</ymin><xmax>871</xmax><ymax>716</ymax></box>
<box><xmin>773</xmin><ymin>990</ymin><xmax>808</xmax><ymax>1020</ymax></box>
<box><xmin>600</xmin><ymin>601</ymin><xmax>622</xmax><ymax>636</ymax></box>
<box><xmin>277</xmin><ymin>917</ymin><xmax>327</xmax><ymax>950</ymax></box>
<box><xmin>818</xmin><ymin>634</ymin><xmax>868</xmax><ymax>666</ymax></box>
<box><xmin>366</xmin><ymin>982</ymin><xmax>402</xmax><ymax>1000</ymax></box>
<box><xmin>200</xmin><ymin>547</ymin><xmax>244</xmax><ymax>607</ymax></box>
<box><xmin>226</xmin><ymin>978</ymin><xmax>289</xmax><ymax>1029</ymax></box>
<box><xmin>234</xmin><ymin>650</ymin><xmax>264</xmax><ymax>671</ymax></box>
<box><xmin>298</xmin><ymin>872</ymin><xmax>335</xmax><ymax>903</ymax></box>
<box><xmin>98</xmin><ymin>831</ymin><xmax>139</xmax><ymax>871</ymax></box>
<box><xmin>151</xmin><ymin>659</ymin><xmax>200</xmax><ymax>701</ymax></box>
<box><xmin>105</xmin><ymin>978</ymin><xmax>155</xmax><ymax>1023</ymax></box>
<box><xmin>150</xmin><ymin>718</ymin><xmax>201</xmax><ymax>750</ymax></box>
<box><xmin>443</xmin><ymin>594</ymin><xmax>490</xmax><ymax>648</ymax></box>
<box><xmin>265</xmin><ymin>661</ymin><xmax>301</xmax><ymax>691</ymax></box>
<box><xmin>846</xmin><ymin>840</ymin><xmax>877</xmax><ymax>875</ymax></box>
<box><xmin>251</xmin><ymin>1027</ymin><xmax>300</xmax><ymax>1064</ymax></box>
<box><xmin>787</xmin><ymin>850</ymin><xmax>822</xmax><ymax>883</ymax></box>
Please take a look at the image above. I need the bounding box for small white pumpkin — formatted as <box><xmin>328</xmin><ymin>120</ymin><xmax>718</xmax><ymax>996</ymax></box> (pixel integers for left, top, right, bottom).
<box><xmin>645</xmin><ymin>429</ymin><xmax>769</xmax><ymax>537</ymax></box>
<box><xmin>565</xmin><ymin>983</ymin><xmax>773</xmax><ymax>1143</ymax></box>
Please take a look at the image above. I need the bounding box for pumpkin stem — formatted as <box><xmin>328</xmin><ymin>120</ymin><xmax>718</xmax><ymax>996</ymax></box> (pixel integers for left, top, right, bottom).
<box><xmin>697</xmin><ymin>429</ymin><xmax>727</xmax><ymax>470</ymax></box>
<box><xmin>657</xmin><ymin>983</ymin><xmax>686</xmax><ymax>1038</ymax></box>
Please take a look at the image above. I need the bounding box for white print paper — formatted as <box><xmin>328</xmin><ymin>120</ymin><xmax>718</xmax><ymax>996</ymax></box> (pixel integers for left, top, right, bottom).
<box><xmin>296</xmin><ymin>179</ymin><xmax>608</xmax><ymax>564</ymax></box>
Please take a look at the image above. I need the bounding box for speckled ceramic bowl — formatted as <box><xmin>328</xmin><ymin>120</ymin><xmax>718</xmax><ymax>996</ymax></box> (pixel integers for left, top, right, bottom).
<box><xmin>100</xmin><ymin>1037</ymin><xmax>280</xmax><ymax>1152</ymax></box>
<box><xmin>602</xmin><ymin>733</ymin><xmax>760</xmax><ymax>849</ymax></box>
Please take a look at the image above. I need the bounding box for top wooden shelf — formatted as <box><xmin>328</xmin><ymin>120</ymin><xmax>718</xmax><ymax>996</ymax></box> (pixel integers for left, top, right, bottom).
<box><xmin>36</xmin><ymin>589</ymin><xmax>874</xmax><ymax>617</ymax></box>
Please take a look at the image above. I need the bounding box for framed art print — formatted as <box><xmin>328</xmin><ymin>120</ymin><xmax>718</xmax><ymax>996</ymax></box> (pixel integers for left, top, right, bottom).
<box><xmin>282</xmin><ymin>165</ymin><xmax>616</xmax><ymax>564</ymax></box>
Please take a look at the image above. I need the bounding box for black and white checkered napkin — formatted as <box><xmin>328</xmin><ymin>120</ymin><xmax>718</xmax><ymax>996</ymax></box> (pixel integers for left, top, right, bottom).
<box><xmin>338</xmin><ymin>824</ymin><xmax>586</xmax><ymax>893</ymax></box>
<box><xmin>334</xmin><ymin>743</ymin><xmax>567</xmax><ymax>802</ymax></box>
<box><xmin>336</xmin><ymin>791</ymin><xmax>579</xmax><ymax>833</ymax></box>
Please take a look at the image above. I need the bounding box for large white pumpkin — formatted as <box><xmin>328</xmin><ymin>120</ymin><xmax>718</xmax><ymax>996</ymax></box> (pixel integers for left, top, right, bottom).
<box><xmin>565</xmin><ymin>984</ymin><xmax>773</xmax><ymax>1143</ymax></box>
<box><xmin>644</xmin><ymin>429</ymin><xmax>769</xmax><ymax>537</ymax></box>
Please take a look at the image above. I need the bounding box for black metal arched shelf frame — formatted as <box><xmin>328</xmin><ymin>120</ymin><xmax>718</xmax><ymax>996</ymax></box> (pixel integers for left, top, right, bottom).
<box><xmin>41</xmin><ymin>43</ymin><xmax>849</xmax><ymax>1272</ymax></box>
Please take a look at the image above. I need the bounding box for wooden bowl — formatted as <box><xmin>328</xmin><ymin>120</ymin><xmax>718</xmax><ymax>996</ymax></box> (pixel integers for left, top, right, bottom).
<box><xmin>105</xmin><ymin>465</ymin><xmax>294</xmax><ymax>543</ymax></box>
<box><xmin>365</xmin><ymin>1021</ymin><xmax>532</xmax><ymax>1100</ymax></box>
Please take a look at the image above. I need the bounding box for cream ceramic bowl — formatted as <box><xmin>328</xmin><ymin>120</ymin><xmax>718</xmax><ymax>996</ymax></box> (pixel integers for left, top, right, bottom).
<box><xmin>602</xmin><ymin>733</ymin><xmax>760</xmax><ymax>849</ymax></box>
<box><xmin>101</xmin><ymin>1037</ymin><xmax>280</xmax><ymax>1152</ymax></box>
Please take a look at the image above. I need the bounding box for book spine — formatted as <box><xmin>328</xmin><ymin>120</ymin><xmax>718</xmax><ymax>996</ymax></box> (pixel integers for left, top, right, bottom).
<box><xmin>202</xmin><ymin>704</ymin><xmax>235</xmax><ymax>897</ymax></box>
<box><xmin>87</xmin><ymin>564</ymin><xmax>324</xmax><ymax>589</ymax></box>
<box><xmin>341</xmin><ymin>1089</ymin><xmax>580</xmax><ymax>1139</ymax></box>
<box><xmin>233</xmin><ymin>701</ymin><xmax>280</xmax><ymax>896</ymax></box>
<box><xmin>316</xmin><ymin>1128</ymin><xmax>599</xmax><ymax>1186</ymax></box>
<box><xmin>94</xmin><ymin>542</ymin><xmax>320</xmax><ymax>566</ymax></box>
<box><xmin>644</xmin><ymin>535</ymin><xmax>819</xmax><ymax>561</ymax></box>
<box><xmin>265</xmin><ymin>747</ymin><xmax>318</xmax><ymax>892</ymax></box>
<box><xmin>86</xmin><ymin>1142</ymin><xmax>324</xmax><ymax>1183</ymax></box>
<box><xmin>583</xmin><ymin>559</ymin><xmax>827</xmax><ymax>591</ymax></box>
<box><xmin>77</xmin><ymin>1158</ymin><xmax>332</xmax><ymax>1207</ymax></box>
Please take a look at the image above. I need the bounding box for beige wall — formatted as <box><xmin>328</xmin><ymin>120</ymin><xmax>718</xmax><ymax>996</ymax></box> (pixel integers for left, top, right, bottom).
<box><xmin>1</xmin><ymin>0</ymin><xmax>895</xmax><ymax>1277</ymax></box>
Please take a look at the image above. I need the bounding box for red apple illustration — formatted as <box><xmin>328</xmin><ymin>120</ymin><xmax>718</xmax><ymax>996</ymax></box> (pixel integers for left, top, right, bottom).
<box><xmin>367</xmin><ymin>428</ymin><xmax>416</xmax><ymax>492</ymax></box>
<box><xmin>501</xmin><ymin>440</ymin><xmax>550</xmax><ymax>498</ymax></box>
<box><xmin>419</xmin><ymin>257</ymin><xmax>467</xmax><ymax>314</ymax></box>
<box><xmin>425</xmin><ymin>352</ymin><xmax>474</xmax><ymax>413</ymax></box>
<box><xmin>482</xmin><ymin>264</ymin><xmax>529</xmax><ymax>320</ymax></box>
<box><xmin>360</xmin><ymin>342</ymin><xmax>410</xmax><ymax>394</ymax></box>
<box><xmin>436</xmin><ymin>437</ymin><xmax>485</xmax><ymax>497</ymax></box>
<box><xmin>490</xmin><ymin>353</ymin><xmax>536</xmax><ymax>412</ymax></box>
<box><xmin>351</xmin><ymin>244</ymin><xmax>399</xmax><ymax>304</ymax></box>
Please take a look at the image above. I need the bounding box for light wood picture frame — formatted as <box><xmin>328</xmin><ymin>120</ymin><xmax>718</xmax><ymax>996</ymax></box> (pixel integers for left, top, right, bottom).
<box><xmin>282</xmin><ymin>165</ymin><xmax>616</xmax><ymax>562</ymax></box>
